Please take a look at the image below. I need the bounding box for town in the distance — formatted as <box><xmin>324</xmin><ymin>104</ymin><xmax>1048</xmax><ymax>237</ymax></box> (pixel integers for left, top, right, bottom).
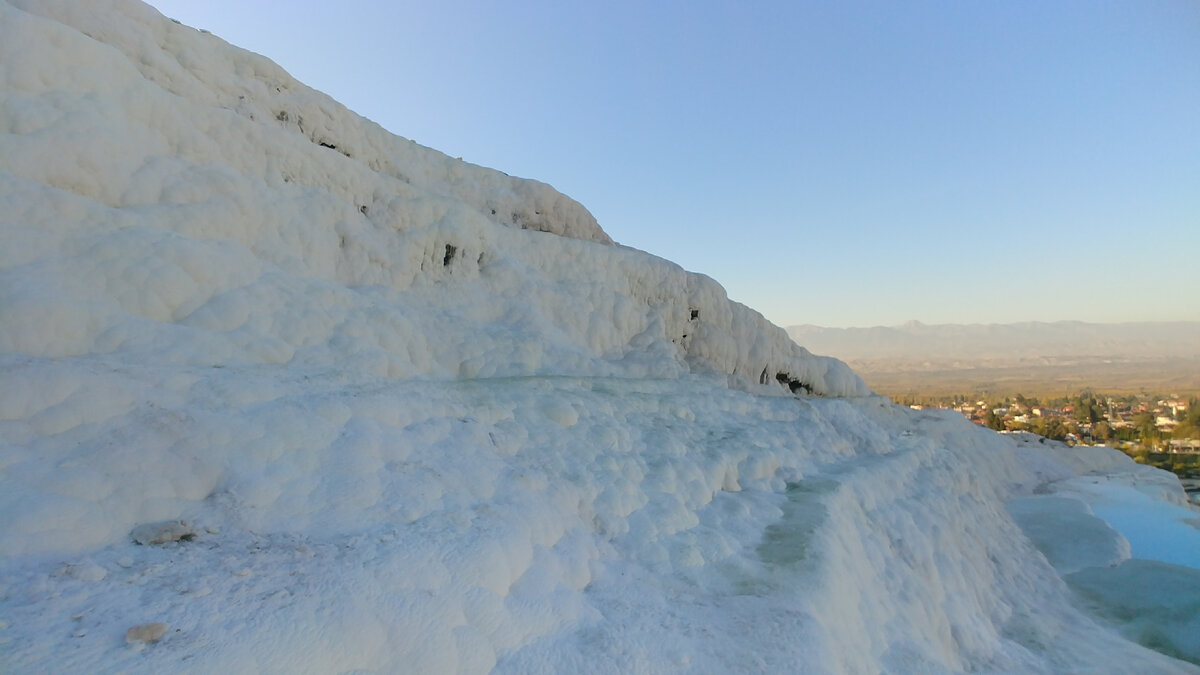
<box><xmin>785</xmin><ymin>321</ymin><xmax>1200</xmax><ymax>492</ymax></box>
<box><xmin>899</xmin><ymin>391</ymin><xmax>1200</xmax><ymax>486</ymax></box>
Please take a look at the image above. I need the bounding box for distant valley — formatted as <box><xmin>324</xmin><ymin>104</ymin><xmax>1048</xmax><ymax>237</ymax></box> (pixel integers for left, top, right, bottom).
<box><xmin>787</xmin><ymin>321</ymin><xmax>1200</xmax><ymax>397</ymax></box>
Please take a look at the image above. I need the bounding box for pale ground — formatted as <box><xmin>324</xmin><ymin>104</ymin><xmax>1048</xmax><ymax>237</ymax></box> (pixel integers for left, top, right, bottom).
<box><xmin>1</xmin><ymin>1</ymin><xmax>1197</xmax><ymax>671</ymax></box>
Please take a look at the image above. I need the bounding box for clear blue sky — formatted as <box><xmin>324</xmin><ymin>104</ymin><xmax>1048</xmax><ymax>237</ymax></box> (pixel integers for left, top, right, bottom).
<box><xmin>148</xmin><ymin>0</ymin><xmax>1199</xmax><ymax>328</ymax></box>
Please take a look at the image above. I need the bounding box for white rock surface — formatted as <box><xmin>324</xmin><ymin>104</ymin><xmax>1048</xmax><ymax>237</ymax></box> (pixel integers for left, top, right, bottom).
<box><xmin>129</xmin><ymin>520</ymin><xmax>197</xmax><ymax>546</ymax></box>
<box><xmin>0</xmin><ymin>1</ymin><xmax>1196</xmax><ymax>673</ymax></box>
<box><xmin>125</xmin><ymin>623</ymin><xmax>168</xmax><ymax>645</ymax></box>
<box><xmin>60</xmin><ymin>560</ymin><xmax>107</xmax><ymax>583</ymax></box>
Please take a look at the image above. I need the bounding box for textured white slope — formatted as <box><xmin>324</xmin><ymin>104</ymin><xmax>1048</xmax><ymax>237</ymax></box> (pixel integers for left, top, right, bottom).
<box><xmin>0</xmin><ymin>1</ymin><xmax>1196</xmax><ymax>673</ymax></box>
<box><xmin>2</xmin><ymin>0</ymin><xmax>611</xmax><ymax>245</ymax></box>
<box><xmin>0</xmin><ymin>0</ymin><xmax>863</xmax><ymax>400</ymax></box>
<box><xmin>1</xmin><ymin>373</ymin><xmax>1194</xmax><ymax>673</ymax></box>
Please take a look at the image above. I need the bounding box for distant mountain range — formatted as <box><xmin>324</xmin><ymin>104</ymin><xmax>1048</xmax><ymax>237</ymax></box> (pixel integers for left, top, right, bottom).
<box><xmin>787</xmin><ymin>321</ymin><xmax>1200</xmax><ymax>395</ymax></box>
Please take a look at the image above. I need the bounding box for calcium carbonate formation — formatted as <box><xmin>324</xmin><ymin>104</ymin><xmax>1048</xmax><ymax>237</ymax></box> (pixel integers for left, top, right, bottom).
<box><xmin>1</xmin><ymin>1</ymin><xmax>1196</xmax><ymax>672</ymax></box>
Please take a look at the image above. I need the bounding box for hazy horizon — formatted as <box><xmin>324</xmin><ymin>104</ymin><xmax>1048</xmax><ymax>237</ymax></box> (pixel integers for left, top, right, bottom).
<box><xmin>791</xmin><ymin>318</ymin><xmax>1200</xmax><ymax>330</ymax></box>
<box><xmin>787</xmin><ymin>319</ymin><xmax>1200</xmax><ymax>395</ymax></box>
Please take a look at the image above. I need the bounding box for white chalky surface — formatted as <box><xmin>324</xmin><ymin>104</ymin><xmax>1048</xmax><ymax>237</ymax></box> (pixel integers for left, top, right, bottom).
<box><xmin>1</xmin><ymin>1</ymin><xmax>1197</xmax><ymax>672</ymax></box>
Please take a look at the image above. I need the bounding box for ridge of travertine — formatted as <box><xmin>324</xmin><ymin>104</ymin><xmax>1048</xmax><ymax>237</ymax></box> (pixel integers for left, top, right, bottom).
<box><xmin>3</xmin><ymin>4</ymin><xmax>1198</xmax><ymax>673</ymax></box>
<box><xmin>0</xmin><ymin>0</ymin><xmax>867</xmax><ymax>397</ymax></box>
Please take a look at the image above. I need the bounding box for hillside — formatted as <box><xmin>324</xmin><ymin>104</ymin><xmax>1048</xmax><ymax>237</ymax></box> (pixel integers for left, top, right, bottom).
<box><xmin>1</xmin><ymin>1</ymin><xmax>1198</xmax><ymax>672</ymax></box>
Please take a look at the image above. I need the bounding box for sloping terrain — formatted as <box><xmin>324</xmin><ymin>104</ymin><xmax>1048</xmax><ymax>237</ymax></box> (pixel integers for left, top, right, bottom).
<box><xmin>0</xmin><ymin>1</ymin><xmax>1196</xmax><ymax>672</ymax></box>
